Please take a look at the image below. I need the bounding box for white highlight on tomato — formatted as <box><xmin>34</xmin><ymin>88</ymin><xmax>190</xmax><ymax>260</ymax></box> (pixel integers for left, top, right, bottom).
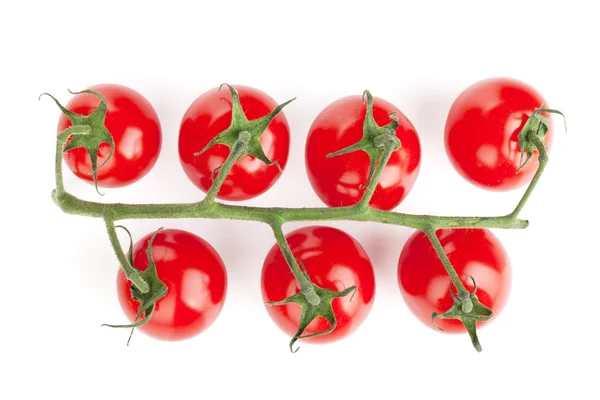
<box><xmin>476</xmin><ymin>144</ymin><xmax>499</xmax><ymax>168</ymax></box>
<box><xmin>379</xmin><ymin>165</ymin><xmax>401</xmax><ymax>189</ymax></box>
<box><xmin>119</xmin><ymin>127</ymin><xmax>144</xmax><ymax>160</ymax></box>
<box><xmin>463</xmin><ymin>262</ymin><xmax>502</xmax><ymax>298</ymax></box>
<box><xmin>336</xmin><ymin>185</ymin><xmax>360</xmax><ymax>197</ymax></box>
<box><xmin>150</xmin><ymin>244</ymin><xmax>178</xmax><ymax>262</ymax></box>
<box><xmin>302</xmin><ymin>250</ymin><xmax>324</xmax><ymax>261</ymax></box>
<box><xmin>442</xmin><ymin>241</ymin><xmax>456</xmax><ymax>254</ymax></box>
<box><xmin>207</xmin><ymin>154</ymin><xmax>225</xmax><ymax>172</ymax></box>
<box><xmin>181</xmin><ymin>269</ymin><xmax>212</xmax><ymax>311</ymax></box>
<box><xmin>339</xmin><ymin>171</ymin><xmax>361</xmax><ymax>185</ymax></box>
<box><xmin>425</xmin><ymin>275</ymin><xmax>451</xmax><ymax>305</ymax></box>
<box><xmin>240</xmin><ymin>154</ymin><xmax>266</xmax><ymax>173</ymax></box>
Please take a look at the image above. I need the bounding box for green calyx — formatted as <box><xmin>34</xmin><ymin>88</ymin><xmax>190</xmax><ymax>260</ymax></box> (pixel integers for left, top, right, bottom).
<box><xmin>40</xmin><ymin>90</ymin><xmax>115</xmax><ymax>195</ymax></box>
<box><xmin>517</xmin><ymin>107</ymin><xmax>566</xmax><ymax>170</ymax></box>
<box><xmin>431</xmin><ymin>277</ymin><xmax>492</xmax><ymax>352</ymax></box>
<box><xmin>327</xmin><ymin>90</ymin><xmax>401</xmax><ymax>190</ymax></box>
<box><xmin>268</xmin><ymin>262</ymin><xmax>357</xmax><ymax>353</ymax></box>
<box><xmin>194</xmin><ymin>83</ymin><xmax>295</xmax><ymax>169</ymax></box>
<box><xmin>102</xmin><ymin>226</ymin><xmax>167</xmax><ymax>345</ymax></box>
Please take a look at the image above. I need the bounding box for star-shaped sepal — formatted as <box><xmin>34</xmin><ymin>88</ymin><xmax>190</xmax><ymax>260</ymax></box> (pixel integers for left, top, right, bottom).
<box><xmin>327</xmin><ymin>90</ymin><xmax>401</xmax><ymax>189</ymax></box>
<box><xmin>194</xmin><ymin>84</ymin><xmax>295</xmax><ymax>172</ymax></box>
<box><xmin>431</xmin><ymin>276</ymin><xmax>492</xmax><ymax>352</ymax></box>
<box><xmin>517</xmin><ymin>107</ymin><xmax>566</xmax><ymax>170</ymax></box>
<box><xmin>267</xmin><ymin>269</ymin><xmax>357</xmax><ymax>353</ymax></box>
<box><xmin>40</xmin><ymin>90</ymin><xmax>115</xmax><ymax>195</ymax></box>
<box><xmin>102</xmin><ymin>226</ymin><xmax>168</xmax><ymax>345</ymax></box>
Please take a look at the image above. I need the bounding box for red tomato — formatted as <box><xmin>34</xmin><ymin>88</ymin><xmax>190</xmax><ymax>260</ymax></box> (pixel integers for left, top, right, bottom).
<box><xmin>261</xmin><ymin>226</ymin><xmax>375</xmax><ymax>343</ymax></box>
<box><xmin>58</xmin><ymin>84</ymin><xmax>162</xmax><ymax>187</ymax></box>
<box><xmin>117</xmin><ymin>229</ymin><xmax>227</xmax><ymax>341</ymax></box>
<box><xmin>305</xmin><ymin>95</ymin><xmax>421</xmax><ymax>210</ymax></box>
<box><xmin>179</xmin><ymin>85</ymin><xmax>290</xmax><ymax>201</ymax></box>
<box><xmin>397</xmin><ymin>229</ymin><xmax>511</xmax><ymax>333</ymax></box>
<box><xmin>445</xmin><ymin>77</ymin><xmax>553</xmax><ymax>190</ymax></box>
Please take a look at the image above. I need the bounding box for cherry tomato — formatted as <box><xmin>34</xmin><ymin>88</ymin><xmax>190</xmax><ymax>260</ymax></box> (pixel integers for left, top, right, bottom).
<box><xmin>58</xmin><ymin>84</ymin><xmax>162</xmax><ymax>188</ymax></box>
<box><xmin>397</xmin><ymin>228</ymin><xmax>511</xmax><ymax>333</ymax></box>
<box><xmin>117</xmin><ymin>229</ymin><xmax>227</xmax><ymax>341</ymax></box>
<box><xmin>445</xmin><ymin>77</ymin><xmax>553</xmax><ymax>190</ymax></box>
<box><xmin>261</xmin><ymin>226</ymin><xmax>375</xmax><ymax>343</ymax></box>
<box><xmin>305</xmin><ymin>95</ymin><xmax>421</xmax><ymax>210</ymax></box>
<box><xmin>179</xmin><ymin>85</ymin><xmax>290</xmax><ymax>201</ymax></box>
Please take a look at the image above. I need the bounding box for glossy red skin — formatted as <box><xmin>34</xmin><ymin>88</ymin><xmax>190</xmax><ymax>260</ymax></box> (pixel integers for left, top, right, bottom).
<box><xmin>179</xmin><ymin>85</ymin><xmax>290</xmax><ymax>201</ymax></box>
<box><xmin>398</xmin><ymin>229</ymin><xmax>511</xmax><ymax>333</ymax></box>
<box><xmin>117</xmin><ymin>229</ymin><xmax>227</xmax><ymax>341</ymax></box>
<box><xmin>261</xmin><ymin>226</ymin><xmax>375</xmax><ymax>343</ymax></box>
<box><xmin>58</xmin><ymin>84</ymin><xmax>162</xmax><ymax>188</ymax></box>
<box><xmin>305</xmin><ymin>95</ymin><xmax>421</xmax><ymax>210</ymax></box>
<box><xmin>445</xmin><ymin>77</ymin><xmax>553</xmax><ymax>190</ymax></box>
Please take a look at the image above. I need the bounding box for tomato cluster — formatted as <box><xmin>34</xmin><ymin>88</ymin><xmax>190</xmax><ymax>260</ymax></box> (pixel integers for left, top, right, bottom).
<box><xmin>54</xmin><ymin>78</ymin><xmax>552</xmax><ymax>347</ymax></box>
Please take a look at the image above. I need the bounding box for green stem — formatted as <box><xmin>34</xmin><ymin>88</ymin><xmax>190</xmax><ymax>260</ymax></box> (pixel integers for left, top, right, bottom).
<box><xmin>204</xmin><ymin>131</ymin><xmax>251</xmax><ymax>203</ymax></box>
<box><xmin>271</xmin><ymin>223</ymin><xmax>321</xmax><ymax>306</ymax></box>
<box><xmin>53</xmin><ymin>192</ymin><xmax>528</xmax><ymax>230</ymax></box>
<box><xmin>508</xmin><ymin>135</ymin><xmax>549</xmax><ymax>219</ymax></box>
<box><xmin>104</xmin><ymin>216</ymin><xmax>150</xmax><ymax>293</ymax></box>
<box><xmin>54</xmin><ymin>130</ymin><xmax>73</xmax><ymax>196</ymax></box>
<box><xmin>424</xmin><ymin>227</ymin><xmax>471</xmax><ymax>309</ymax></box>
<box><xmin>356</xmin><ymin>140</ymin><xmax>395</xmax><ymax>210</ymax></box>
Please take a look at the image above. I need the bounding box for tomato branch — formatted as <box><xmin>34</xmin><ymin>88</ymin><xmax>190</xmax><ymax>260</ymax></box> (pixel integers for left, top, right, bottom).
<box><xmin>52</xmin><ymin>191</ymin><xmax>528</xmax><ymax>230</ymax></box>
<box><xmin>54</xmin><ymin>128</ymin><xmax>73</xmax><ymax>196</ymax></box>
<box><xmin>508</xmin><ymin>134</ymin><xmax>549</xmax><ymax>219</ymax></box>
<box><xmin>104</xmin><ymin>216</ymin><xmax>150</xmax><ymax>293</ymax></box>
<box><xmin>270</xmin><ymin>223</ymin><xmax>321</xmax><ymax>306</ymax></box>
<box><xmin>202</xmin><ymin>130</ymin><xmax>251</xmax><ymax>203</ymax></box>
<box><xmin>423</xmin><ymin>227</ymin><xmax>471</xmax><ymax>303</ymax></box>
<box><xmin>49</xmin><ymin>134</ymin><xmax>529</xmax><ymax>231</ymax></box>
<box><xmin>355</xmin><ymin>137</ymin><xmax>397</xmax><ymax>210</ymax></box>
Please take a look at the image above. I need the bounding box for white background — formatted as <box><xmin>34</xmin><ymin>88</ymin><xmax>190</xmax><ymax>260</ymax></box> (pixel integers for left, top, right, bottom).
<box><xmin>1</xmin><ymin>1</ymin><xmax>598</xmax><ymax>399</ymax></box>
